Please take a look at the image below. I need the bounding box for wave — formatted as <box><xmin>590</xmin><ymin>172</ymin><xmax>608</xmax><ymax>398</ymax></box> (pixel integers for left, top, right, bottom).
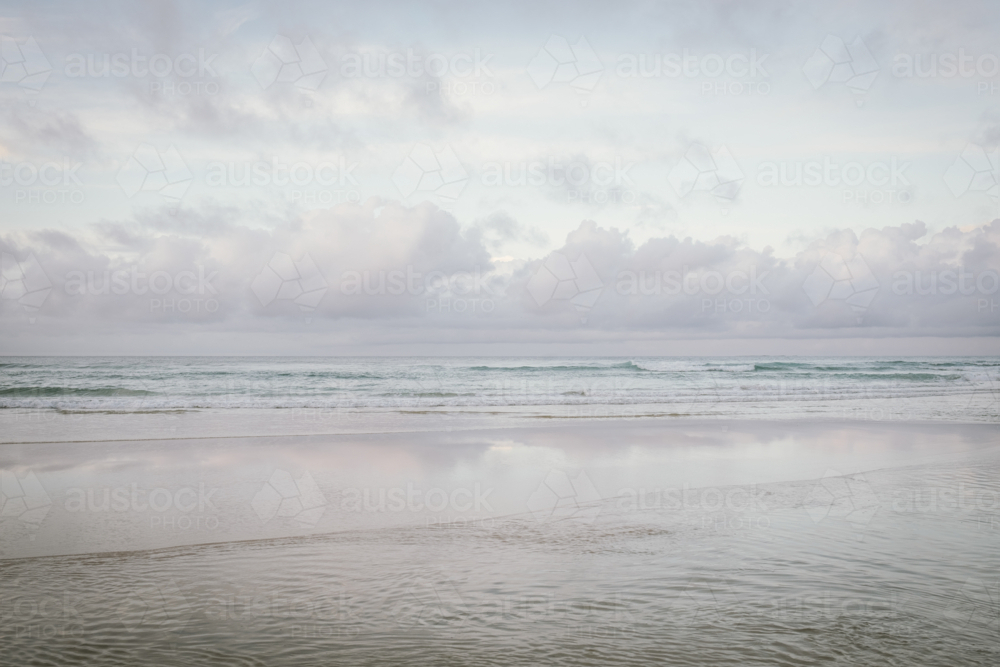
<box><xmin>464</xmin><ymin>360</ymin><xmax>756</xmax><ymax>374</ymax></box>
<box><xmin>466</xmin><ymin>362</ymin><xmax>642</xmax><ymax>372</ymax></box>
<box><xmin>751</xmin><ymin>361</ymin><xmax>990</xmax><ymax>374</ymax></box>
<box><xmin>380</xmin><ymin>392</ymin><xmax>474</xmax><ymax>398</ymax></box>
<box><xmin>826</xmin><ymin>372</ymin><xmax>963</xmax><ymax>381</ymax></box>
<box><xmin>624</xmin><ymin>360</ymin><xmax>756</xmax><ymax>373</ymax></box>
<box><xmin>0</xmin><ymin>387</ymin><xmax>158</xmax><ymax>397</ymax></box>
<box><xmin>0</xmin><ymin>385</ymin><xmax>983</xmax><ymax>412</ymax></box>
<box><xmin>751</xmin><ymin>362</ymin><xmax>916</xmax><ymax>372</ymax></box>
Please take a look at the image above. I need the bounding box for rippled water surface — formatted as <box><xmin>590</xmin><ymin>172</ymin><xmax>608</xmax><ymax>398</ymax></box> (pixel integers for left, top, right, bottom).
<box><xmin>1</xmin><ymin>419</ymin><xmax>998</xmax><ymax>666</ymax></box>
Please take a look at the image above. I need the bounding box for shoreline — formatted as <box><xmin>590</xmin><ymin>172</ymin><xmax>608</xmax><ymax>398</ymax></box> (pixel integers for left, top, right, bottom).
<box><xmin>3</xmin><ymin>418</ymin><xmax>997</xmax><ymax>560</ymax></box>
<box><xmin>1</xmin><ymin>392</ymin><xmax>996</xmax><ymax>445</ymax></box>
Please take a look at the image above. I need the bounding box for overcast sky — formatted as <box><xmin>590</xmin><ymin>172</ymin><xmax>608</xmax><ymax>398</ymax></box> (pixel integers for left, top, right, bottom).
<box><xmin>1</xmin><ymin>0</ymin><xmax>998</xmax><ymax>355</ymax></box>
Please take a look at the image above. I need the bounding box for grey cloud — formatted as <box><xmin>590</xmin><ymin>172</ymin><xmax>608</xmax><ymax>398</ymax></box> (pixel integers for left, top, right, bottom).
<box><xmin>0</xmin><ymin>105</ymin><xmax>95</xmax><ymax>157</ymax></box>
<box><xmin>4</xmin><ymin>204</ymin><xmax>997</xmax><ymax>346</ymax></box>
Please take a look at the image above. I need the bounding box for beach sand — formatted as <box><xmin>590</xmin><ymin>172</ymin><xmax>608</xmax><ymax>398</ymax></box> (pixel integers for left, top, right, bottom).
<box><xmin>2</xmin><ymin>416</ymin><xmax>998</xmax><ymax>664</ymax></box>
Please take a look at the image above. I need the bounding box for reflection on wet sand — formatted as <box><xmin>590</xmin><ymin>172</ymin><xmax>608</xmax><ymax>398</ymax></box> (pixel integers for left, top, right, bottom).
<box><xmin>1</xmin><ymin>419</ymin><xmax>998</xmax><ymax>664</ymax></box>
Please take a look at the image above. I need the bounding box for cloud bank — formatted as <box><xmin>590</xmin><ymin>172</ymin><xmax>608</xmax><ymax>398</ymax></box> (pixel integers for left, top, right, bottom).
<box><xmin>2</xmin><ymin>201</ymin><xmax>997</xmax><ymax>353</ymax></box>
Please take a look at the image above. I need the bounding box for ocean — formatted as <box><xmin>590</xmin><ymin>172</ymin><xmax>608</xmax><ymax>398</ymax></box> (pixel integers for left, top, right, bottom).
<box><xmin>1</xmin><ymin>357</ymin><xmax>998</xmax><ymax>665</ymax></box>
<box><xmin>1</xmin><ymin>356</ymin><xmax>997</xmax><ymax>421</ymax></box>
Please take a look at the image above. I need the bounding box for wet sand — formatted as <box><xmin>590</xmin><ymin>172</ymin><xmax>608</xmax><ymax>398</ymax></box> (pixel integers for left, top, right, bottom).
<box><xmin>1</xmin><ymin>418</ymin><xmax>998</xmax><ymax>665</ymax></box>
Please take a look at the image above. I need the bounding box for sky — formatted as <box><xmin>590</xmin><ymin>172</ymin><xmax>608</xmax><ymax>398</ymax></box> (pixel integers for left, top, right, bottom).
<box><xmin>0</xmin><ymin>0</ymin><xmax>999</xmax><ymax>355</ymax></box>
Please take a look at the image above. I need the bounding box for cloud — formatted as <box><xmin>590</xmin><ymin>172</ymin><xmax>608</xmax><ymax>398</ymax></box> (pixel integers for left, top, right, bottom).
<box><xmin>2</xmin><ymin>201</ymin><xmax>997</xmax><ymax>351</ymax></box>
<box><xmin>1</xmin><ymin>0</ymin><xmax>999</xmax><ymax>354</ymax></box>
<box><xmin>214</xmin><ymin>3</ymin><xmax>260</xmax><ymax>39</ymax></box>
<box><xmin>0</xmin><ymin>105</ymin><xmax>95</xmax><ymax>157</ymax></box>
<box><xmin>470</xmin><ymin>210</ymin><xmax>549</xmax><ymax>252</ymax></box>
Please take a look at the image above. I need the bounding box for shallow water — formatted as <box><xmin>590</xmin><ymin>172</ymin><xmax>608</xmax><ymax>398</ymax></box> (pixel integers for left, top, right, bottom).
<box><xmin>2</xmin><ymin>420</ymin><xmax>998</xmax><ymax>665</ymax></box>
